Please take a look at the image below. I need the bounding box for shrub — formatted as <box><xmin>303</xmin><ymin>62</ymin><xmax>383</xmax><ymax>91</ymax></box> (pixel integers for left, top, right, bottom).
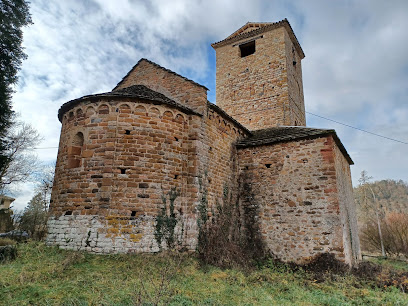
<box><xmin>154</xmin><ymin>188</ymin><xmax>182</xmax><ymax>250</ymax></box>
<box><xmin>0</xmin><ymin>244</ymin><xmax>17</xmax><ymax>262</ymax></box>
<box><xmin>197</xmin><ymin>201</ymin><xmax>249</xmax><ymax>268</ymax></box>
<box><xmin>361</xmin><ymin>212</ymin><xmax>408</xmax><ymax>256</ymax></box>
<box><xmin>197</xmin><ymin>182</ymin><xmax>266</xmax><ymax>269</ymax></box>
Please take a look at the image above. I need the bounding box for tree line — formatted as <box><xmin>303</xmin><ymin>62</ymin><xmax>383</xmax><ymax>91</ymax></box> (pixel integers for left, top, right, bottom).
<box><xmin>354</xmin><ymin>171</ymin><xmax>408</xmax><ymax>257</ymax></box>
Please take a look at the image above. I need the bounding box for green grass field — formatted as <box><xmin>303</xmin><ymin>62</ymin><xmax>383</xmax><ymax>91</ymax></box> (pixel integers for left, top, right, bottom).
<box><xmin>0</xmin><ymin>242</ymin><xmax>407</xmax><ymax>305</ymax></box>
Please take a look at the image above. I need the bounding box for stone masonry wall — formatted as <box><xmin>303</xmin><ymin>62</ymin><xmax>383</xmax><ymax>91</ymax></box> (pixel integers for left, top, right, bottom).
<box><xmin>48</xmin><ymin>97</ymin><xmax>248</xmax><ymax>253</ymax></box>
<box><xmin>214</xmin><ymin>26</ymin><xmax>305</xmax><ymax>130</ymax></box>
<box><xmin>0</xmin><ymin>209</ymin><xmax>13</xmax><ymax>233</ymax></box>
<box><xmin>284</xmin><ymin>29</ymin><xmax>306</xmax><ymax>126</ymax></box>
<box><xmin>237</xmin><ymin>136</ymin><xmax>352</xmax><ymax>264</ymax></box>
<box><xmin>333</xmin><ymin>142</ymin><xmax>361</xmax><ymax>265</ymax></box>
<box><xmin>48</xmin><ymin>98</ymin><xmax>199</xmax><ymax>252</ymax></box>
<box><xmin>195</xmin><ymin>106</ymin><xmax>249</xmax><ymax>212</ymax></box>
<box><xmin>115</xmin><ymin>60</ymin><xmax>208</xmax><ymax>114</ymax></box>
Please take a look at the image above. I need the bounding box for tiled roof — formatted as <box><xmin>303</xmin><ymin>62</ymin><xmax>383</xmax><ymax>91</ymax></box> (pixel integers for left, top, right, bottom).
<box><xmin>113</xmin><ymin>58</ymin><xmax>209</xmax><ymax>91</ymax></box>
<box><xmin>224</xmin><ymin>22</ymin><xmax>276</xmax><ymax>40</ymax></box>
<box><xmin>211</xmin><ymin>19</ymin><xmax>305</xmax><ymax>59</ymax></box>
<box><xmin>236</xmin><ymin>126</ymin><xmax>353</xmax><ymax>164</ymax></box>
<box><xmin>58</xmin><ymin>85</ymin><xmax>201</xmax><ymax>122</ymax></box>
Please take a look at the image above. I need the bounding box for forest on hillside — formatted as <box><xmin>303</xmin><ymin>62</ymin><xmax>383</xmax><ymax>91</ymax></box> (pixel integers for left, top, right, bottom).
<box><xmin>353</xmin><ymin>175</ymin><xmax>408</xmax><ymax>256</ymax></box>
<box><xmin>354</xmin><ymin>179</ymin><xmax>408</xmax><ymax>215</ymax></box>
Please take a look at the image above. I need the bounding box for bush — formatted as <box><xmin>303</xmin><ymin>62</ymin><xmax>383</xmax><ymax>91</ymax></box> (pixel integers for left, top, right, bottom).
<box><xmin>197</xmin><ymin>202</ymin><xmax>249</xmax><ymax>268</ymax></box>
<box><xmin>361</xmin><ymin>212</ymin><xmax>408</xmax><ymax>257</ymax></box>
<box><xmin>0</xmin><ymin>245</ymin><xmax>17</xmax><ymax>262</ymax></box>
<box><xmin>197</xmin><ymin>182</ymin><xmax>266</xmax><ymax>269</ymax></box>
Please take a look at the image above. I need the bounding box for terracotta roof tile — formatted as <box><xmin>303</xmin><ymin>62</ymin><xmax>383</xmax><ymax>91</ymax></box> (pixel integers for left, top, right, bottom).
<box><xmin>236</xmin><ymin>126</ymin><xmax>353</xmax><ymax>164</ymax></box>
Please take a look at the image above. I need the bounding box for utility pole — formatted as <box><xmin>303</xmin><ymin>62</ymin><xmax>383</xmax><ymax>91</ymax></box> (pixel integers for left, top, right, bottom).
<box><xmin>367</xmin><ymin>185</ymin><xmax>386</xmax><ymax>257</ymax></box>
<box><xmin>358</xmin><ymin>170</ymin><xmax>386</xmax><ymax>257</ymax></box>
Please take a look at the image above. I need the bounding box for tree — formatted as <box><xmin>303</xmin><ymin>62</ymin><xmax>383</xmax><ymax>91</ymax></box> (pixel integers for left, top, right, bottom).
<box><xmin>18</xmin><ymin>165</ymin><xmax>54</xmax><ymax>239</ymax></box>
<box><xmin>0</xmin><ymin>121</ymin><xmax>41</xmax><ymax>193</ymax></box>
<box><xmin>356</xmin><ymin>170</ymin><xmax>386</xmax><ymax>257</ymax></box>
<box><xmin>19</xmin><ymin>192</ymin><xmax>48</xmax><ymax>240</ymax></box>
<box><xmin>34</xmin><ymin>163</ymin><xmax>55</xmax><ymax>205</ymax></box>
<box><xmin>0</xmin><ymin>0</ymin><xmax>32</xmax><ymax>174</ymax></box>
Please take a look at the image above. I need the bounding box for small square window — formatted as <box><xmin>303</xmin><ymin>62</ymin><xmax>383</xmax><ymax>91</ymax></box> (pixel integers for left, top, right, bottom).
<box><xmin>240</xmin><ymin>41</ymin><xmax>255</xmax><ymax>57</ymax></box>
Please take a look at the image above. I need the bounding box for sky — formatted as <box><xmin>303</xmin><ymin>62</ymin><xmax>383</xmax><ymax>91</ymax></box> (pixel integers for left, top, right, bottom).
<box><xmin>9</xmin><ymin>0</ymin><xmax>408</xmax><ymax>210</ymax></box>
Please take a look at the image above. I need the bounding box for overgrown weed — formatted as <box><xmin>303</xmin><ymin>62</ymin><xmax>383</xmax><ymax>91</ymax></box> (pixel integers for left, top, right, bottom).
<box><xmin>1</xmin><ymin>242</ymin><xmax>408</xmax><ymax>305</ymax></box>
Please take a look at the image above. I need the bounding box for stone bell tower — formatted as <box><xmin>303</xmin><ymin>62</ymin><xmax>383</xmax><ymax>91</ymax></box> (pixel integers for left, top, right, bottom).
<box><xmin>212</xmin><ymin>19</ymin><xmax>306</xmax><ymax>130</ymax></box>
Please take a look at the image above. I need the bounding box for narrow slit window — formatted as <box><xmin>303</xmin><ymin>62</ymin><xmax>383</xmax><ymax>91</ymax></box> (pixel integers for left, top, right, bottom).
<box><xmin>240</xmin><ymin>41</ymin><xmax>255</xmax><ymax>57</ymax></box>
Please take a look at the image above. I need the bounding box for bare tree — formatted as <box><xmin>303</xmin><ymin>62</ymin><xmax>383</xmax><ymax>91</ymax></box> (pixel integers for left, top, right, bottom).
<box><xmin>0</xmin><ymin>121</ymin><xmax>41</xmax><ymax>193</ymax></box>
<box><xmin>357</xmin><ymin>170</ymin><xmax>386</xmax><ymax>257</ymax></box>
<box><xmin>34</xmin><ymin>163</ymin><xmax>55</xmax><ymax>207</ymax></box>
<box><xmin>10</xmin><ymin>164</ymin><xmax>54</xmax><ymax>238</ymax></box>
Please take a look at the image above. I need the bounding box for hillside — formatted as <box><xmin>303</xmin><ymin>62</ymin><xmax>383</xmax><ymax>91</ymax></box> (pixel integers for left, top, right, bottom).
<box><xmin>354</xmin><ymin>179</ymin><xmax>408</xmax><ymax>216</ymax></box>
<box><xmin>0</xmin><ymin>242</ymin><xmax>407</xmax><ymax>305</ymax></box>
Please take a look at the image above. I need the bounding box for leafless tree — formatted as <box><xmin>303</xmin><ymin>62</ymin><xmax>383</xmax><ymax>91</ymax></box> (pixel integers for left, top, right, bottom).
<box><xmin>34</xmin><ymin>162</ymin><xmax>55</xmax><ymax>209</ymax></box>
<box><xmin>11</xmin><ymin>165</ymin><xmax>54</xmax><ymax>239</ymax></box>
<box><xmin>357</xmin><ymin>170</ymin><xmax>386</xmax><ymax>257</ymax></box>
<box><xmin>0</xmin><ymin>121</ymin><xmax>41</xmax><ymax>193</ymax></box>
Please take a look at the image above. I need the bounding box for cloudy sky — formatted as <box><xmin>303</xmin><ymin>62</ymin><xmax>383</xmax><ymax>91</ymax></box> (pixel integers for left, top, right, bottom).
<box><xmin>10</xmin><ymin>0</ymin><xmax>408</xmax><ymax>210</ymax></box>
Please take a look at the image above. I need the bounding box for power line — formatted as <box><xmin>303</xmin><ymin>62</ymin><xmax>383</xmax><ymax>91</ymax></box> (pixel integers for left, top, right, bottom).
<box><xmin>305</xmin><ymin>111</ymin><xmax>408</xmax><ymax>145</ymax></box>
<box><xmin>230</xmin><ymin>105</ymin><xmax>408</xmax><ymax>145</ymax></box>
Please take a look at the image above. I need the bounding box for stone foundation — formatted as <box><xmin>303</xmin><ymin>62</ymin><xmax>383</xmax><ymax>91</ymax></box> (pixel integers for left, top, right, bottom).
<box><xmin>46</xmin><ymin>214</ymin><xmax>197</xmax><ymax>253</ymax></box>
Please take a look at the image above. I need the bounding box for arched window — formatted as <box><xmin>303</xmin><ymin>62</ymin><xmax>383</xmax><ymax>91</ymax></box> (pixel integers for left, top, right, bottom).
<box><xmin>72</xmin><ymin>132</ymin><xmax>84</xmax><ymax>147</ymax></box>
<box><xmin>67</xmin><ymin>132</ymin><xmax>84</xmax><ymax>168</ymax></box>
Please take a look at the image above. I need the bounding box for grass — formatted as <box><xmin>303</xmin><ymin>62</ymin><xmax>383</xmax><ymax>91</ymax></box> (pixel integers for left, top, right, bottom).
<box><xmin>0</xmin><ymin>242</ymin><xmax>407</xmax><ymax>305</ymax></box>
<box><xmin>367</xmin><ymin>257</ymin><xmax>408</xmax><ymax>272</ymax></box>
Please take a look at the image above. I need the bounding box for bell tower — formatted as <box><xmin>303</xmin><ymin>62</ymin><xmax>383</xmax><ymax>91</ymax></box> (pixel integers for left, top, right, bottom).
<box><xmin>212</xmin><ymin>19</ymin><xmax>306</xmax><ymax>130</ymax></box>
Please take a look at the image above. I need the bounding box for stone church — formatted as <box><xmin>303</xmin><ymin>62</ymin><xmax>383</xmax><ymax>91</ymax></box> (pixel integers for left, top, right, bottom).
<box><xmin>47</xmin><ymin>19</ymin><xmax>361</xmax><ymax>265</ymax></box>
